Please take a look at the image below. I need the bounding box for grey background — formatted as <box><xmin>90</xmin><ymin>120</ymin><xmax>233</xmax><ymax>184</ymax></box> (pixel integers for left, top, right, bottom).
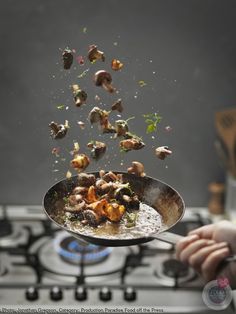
<box><xmin>0</xmin><ymin>0</ymin><xmax>235</xmax><ymax>206</ymax></box>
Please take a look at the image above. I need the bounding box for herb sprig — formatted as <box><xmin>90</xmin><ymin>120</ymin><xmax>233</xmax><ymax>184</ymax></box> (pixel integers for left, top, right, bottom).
<box><xmin>143</xmin><ymin>112</ymin><xmax>162</xmax><ymax>134</ymax></box>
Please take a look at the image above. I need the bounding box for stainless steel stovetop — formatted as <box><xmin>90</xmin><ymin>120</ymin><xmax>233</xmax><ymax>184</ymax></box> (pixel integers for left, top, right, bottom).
<box><xmin>0</xmin><ymin>205</ymin><xmax>235</xmax><ymax>314</ymax></box>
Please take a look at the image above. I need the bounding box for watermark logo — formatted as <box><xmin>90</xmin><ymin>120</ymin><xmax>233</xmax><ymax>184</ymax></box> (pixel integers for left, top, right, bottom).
<box><xmin>202</xmin><ymin>278</ymin><xmax>232</xmax><ymax>310</ymax></box>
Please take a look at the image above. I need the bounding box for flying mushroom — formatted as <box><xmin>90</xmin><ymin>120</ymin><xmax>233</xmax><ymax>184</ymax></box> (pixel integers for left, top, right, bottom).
<box><xmin>88</xmin><ymin>45</ymin><xmax>105</xmax><ymax>62</ymax></box>
<box><xmin>94</xmin><ymin>70</ymin><xmax>116</xmax><ymax>93</ymax></box>
<box><xmin>62</xmin><ymin>48</ymin><xmax>73</xmax><ymax>69</ymax></box>
<box><xmin>72</xmin><ymin>85</ymin><xmax>87</xmax><ymax>107</ymax></box>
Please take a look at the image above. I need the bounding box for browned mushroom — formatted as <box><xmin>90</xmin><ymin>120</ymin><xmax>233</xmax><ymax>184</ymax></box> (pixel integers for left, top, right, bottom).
<box><xmin>88</xmin><ymin>45</ymin><xmax>105</xmax><ymax>62</ymax></box>
<box><xmin>120</xmin><ymin>138</ymin><xmax>145</xmax><ymax>152</ymax></box>
<box><xmin>65</xmin><ymin>200</ymin><xmax>86</xmax><ymax>213</ymax></box>
<box><xmin>89</xmin><ymin>107</ymin><xmax>104</xmax><ymax>124</ymax></box>
<box><xmin>70</xmin><ymin>154</ymin><xmax>90</xmax><ymax>172</ymax></box>
<box><xmin>127</xmin><ymin>161</ymin><xmax>145</xmax><ymax>177</ymax></box>
<box><xmin>111</xmin><ymin>59</ymin><xmax>123</xmax><ymax>71</ymax></box>
<box><xmin>49</xmin><ymin>121</ymin><xmax>69</xmax><ymax>139</ymax></box>
<box><xmin>111</xmin><ymin>99</ymin><xmax>124</xmax><ymax>113</ymax></box>
<box><xmin>62</xmin><ymin>48</ymin><xmax>73</xmax><ymax>69</ymax></box>
<box><xmin>155</xmin><ymin>146</ymin><xmax>172</xmax><ymax>160</ymax></box>
<box><xmin>77</xmin><ymin>173</ymin><xmax>96</xmax><ymax>187</ymax></box>
<box><xmin>88</xmin><ymin>107</ymin><xmax>116</xmax><ymax>133</ymax></box>
<box><xmin>94</xmin><ymin>70</ymin><xmax>116</xmax><ymax>93</ymax></box>
<box><xmin>72</xmin><ymin>84</ymin><xmax>87</xmax><ymax>107</ymax></box>
<box><xmin>87</xmin><ymin>141</ymin><xmax>106</xmax><ymax>160</ymax></box>
<box><xmin>115</xmin><ymin>120</ymin><xmax>129</xmax><ymax>136</ymax></box>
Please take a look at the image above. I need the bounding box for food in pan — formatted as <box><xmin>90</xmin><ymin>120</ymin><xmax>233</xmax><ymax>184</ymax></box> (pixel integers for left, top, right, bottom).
<box><xmin>155</xmin><ymin>146</ymin><xmax>172</xmax><ymax>160</ymax></box>
<box><xmin>63</xmin><ymin>171</ymin><xmax>140</xmax><ymax>227</ymax></box>
<box><xmin>62</xmin><ymin>48</ymin><xmax>73</xmax><ymax>69</ymax></box>
<box><xmin>72</xmin><ymin>84</ymin><xmax>87</xmax><ymax>107</ymax></box>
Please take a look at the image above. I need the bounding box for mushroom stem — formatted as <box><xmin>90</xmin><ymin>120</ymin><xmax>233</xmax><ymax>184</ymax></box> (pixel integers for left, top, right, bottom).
<box><xmin>102</xmin><ymin>80</ymin><xmax>116</xmax><ymax>93</ymax></box>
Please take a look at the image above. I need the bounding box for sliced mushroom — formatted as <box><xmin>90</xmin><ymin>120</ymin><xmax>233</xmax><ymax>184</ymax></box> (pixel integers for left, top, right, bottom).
<box><xmin>68</xmin><ymin>194</ymin><xmax>83</xmax><ymax>206</ymax></box>
<box><xmin>87</xmin><ymin>141</ymin><xmax>106</xmax><ymax>160</ymax></box>
<box><xmin>62</xmin><ymin>48</ymin><xmax>73</xmax><ymax>69</ymax></box>
<box><xmin>82</xmin><ymin>209</ymin><xmax>101</xmax><ymax>227</ymax></box>
<box><xmin>89</xmin><ymin>107</ymin><xmax>104</xmax><ymax>124</ymax></box>
<box><xmin>70</xmin><ymin>154</ymin><xmax>90</xmax><ymax>172</ymax></box>
<box><xmin>49</xmin><ymin>121</ymin><xmax>68</xmax><ymax>139</ymax></box>
<box><xmin>72</xmin><ymin>85</ymin><xmax>87</xmax><ymax>107</ymax></box>
<box><xmin>111</xmin><ymin>99</ymin><xmax>123</xmax><ymax>113</ymax></box>
<box><xmin>127</xmin><ymin>161</ymin><xmax>145</xmax><ymax>177</ymax></box>
<box><xmin>65</xmin><ymin>200</ymin><xmax>86</xmax><ymax>213</ymax></box>
<box><xmin>77</xmin><ymin>173</ymin><xmax>96</xmax><ymax>187</ymax></box>
<box><xmin>73</xmin><ymin>186</ymin><xmax>88</xmax><ymax>195</ymax></box>
<box><xmin>102</xmin><ymin>171</ymin><xmax>119</xmax><ymax>182</ymax></box>
<box><xmin>94</xmin><ymin>70</ymin><xmax>116</xmax><ymax>93</ymax></box>
<box><xmin>88</xmin><ymin>45</ymin><xmax>105</xmax><ymax>62</ymax></box>
<box><xmin>155</xmin><ymin>146</ymin><xmax>172</xmax><ymax>160</ymax></box>
<box><xmin>120</xmin><ymin>138</ymin><xmax>145</xmax><ymax>152</ymax></box>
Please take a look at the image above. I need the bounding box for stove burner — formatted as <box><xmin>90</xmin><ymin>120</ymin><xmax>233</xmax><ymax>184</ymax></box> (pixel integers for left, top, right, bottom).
<box><xmin>0</xmin><ymin>219</ymin><xmax>12</xmax><ymax>238</ymax></box>
<box><xmin>162</xmin><ymin>259</ymin><xmax>189</xmax><ymax>278</ymax></box>
<box><xmin>54</xmin><ymin>233</ymin><xmax>112</xmax><ymax>265</ymax></box>
<box><xmin>154</xmin><ymin>258</ymin><xmax>196</xmax><ymax>287</ymax></box>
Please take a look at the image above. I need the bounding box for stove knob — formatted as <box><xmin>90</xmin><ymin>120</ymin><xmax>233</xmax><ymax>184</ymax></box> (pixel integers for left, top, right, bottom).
<box><xmin>50</xmin><ymin>286</ymin><xmax>63</xmax><ymax>301</ymax></box>
<box><xmin>75</xmin><ymin>286</ymin><xmax>87</xmax><ymax>301</ymax></box>
<box><xmin>99</xmin><ymin>287</ymin><xmax>112</xmax><ymax>301</ymax></box>
<box><xmin>124</xmin><ymin>287</ymin><xmax>136</xmax><ymax>301</ymax></box>
<box><xmin>25</xmin><ymin>286</ymin><xmax>39</xmax><ymax>301</ymax></box>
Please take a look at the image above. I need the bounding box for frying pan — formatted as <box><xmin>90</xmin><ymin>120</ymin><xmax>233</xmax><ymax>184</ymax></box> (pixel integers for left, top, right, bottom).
<box><xmin>43</xmin><ymin>171</ymin><xmax>184</xmax><ymax>246</ymax></box>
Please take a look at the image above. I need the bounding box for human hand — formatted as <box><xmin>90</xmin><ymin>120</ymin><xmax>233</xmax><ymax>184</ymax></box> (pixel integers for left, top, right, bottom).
<box><xmin>176</xmin><ymin>220</ymin><xmax>236</xmax><ymax>287</ymax></box>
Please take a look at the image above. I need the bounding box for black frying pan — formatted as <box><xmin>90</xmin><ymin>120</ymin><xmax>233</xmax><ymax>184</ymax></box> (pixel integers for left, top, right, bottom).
<box><xmin>43</xmin><ymin>172</ymin><xmax>185</xmax><ymax>246</ymax></box>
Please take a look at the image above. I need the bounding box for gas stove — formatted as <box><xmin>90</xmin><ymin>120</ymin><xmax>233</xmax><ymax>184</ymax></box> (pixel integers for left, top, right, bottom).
<box><xmin>0</xmin><ymin>205</ymin><xmax>235</xmax><ymax>313</ymax></box>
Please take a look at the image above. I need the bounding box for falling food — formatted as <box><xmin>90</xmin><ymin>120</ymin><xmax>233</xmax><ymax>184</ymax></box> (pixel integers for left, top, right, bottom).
<box><xmin>88</xmin><ymin>45</ymin><xmax>105</xmax><ymax>62</ymax></box>
<box><xmin>138</xmin><ymin>80</ymin><xmax>147</xmax><ymax>87</ymax></box>
<box><xmin>94</xmin><ymin>70</ymin><xmax>116</xmax><ymax>93</ymax></box>
<box><xmin>76</xmin><ymin>55</ymin><xmax>85</xmax><ymax>65</ymax></box>
<box><xmin>56</xmin><ymin>104</ymin><xmax>65</xmax><ymax>110</ymax></box>
<box><xmin>155</xmin><ymin>146</ymin><xmax>172</xmax><ymax>160</ymax></box>
<box><xmin>72</xmin><ymin>84</ymin><xmax>87</xmax><ymax>107</ymax></box>
<box><xmin>127</xmin><ymin>161</ymin><xmax>145</xmax><ymax>177</ymax></box>
<box><xmin>62</xmin><ymin>48</ymin><xmax>73</xmax><ymax>70</ymax></box>
<box><xmin>165</xmin><ymin>125</ymin><xmax>172</xmax><ymax>132</ymax></box>
<box><xmin>94</xmin><ymin>95</ymin><xmax>100</xmax><ymax>101</ymax></box>
<box><xmin>78</xmin><ymin>69</ymin><xmax>89</xmax><ymax>78</ymax></box>
<box><xmin>87</xmin><ymin>141</ymin><xmax>106</xmax><ymax>160</ymax></box>
<box><xmin>51</xmin><ymin>147</ymin><xmax>60</xmax><ymax>156</ymax></box>
<box><xmin>143</xmin><ymin>113</ymin><xmax>162</xmax><ymax>134</ymax></box>
<box><xmin>66</xmin><ymin>170</ymin><xmax>72</xmax><ymax>179</ymax></box>
<box><xmin>111</xmin><ymin>99</ymin><xmax>123</xmax><ymax>113</ymax></box>
<box><xmin>49</xmin><ymin>121</ymin><xmax>69</xmax><ymax>139</ymax></box>
<box><xmin>70</xmin><ymin>154</ymin><xmax>90</xmax><ymax>172</ymax></box>
<box><xmin>77</xmin><ymin>121</ymin><xmax>85</xmax><ymax>129</ymax></box>
<box><xmin>111</xmin><ymin>59</ymin><xmax>123</xmax><ymax>71</ymax></box>
<box><xmin>120</xmin><ymin>138</ymin><xmax>145</xmax><ymax>152</ymax></box>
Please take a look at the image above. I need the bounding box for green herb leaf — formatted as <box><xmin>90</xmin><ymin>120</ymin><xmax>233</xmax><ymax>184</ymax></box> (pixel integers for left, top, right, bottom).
<box><xmin>143</xmin><ymin>112</ymin><xmax>162</xmax><ymax>134</ymax></box>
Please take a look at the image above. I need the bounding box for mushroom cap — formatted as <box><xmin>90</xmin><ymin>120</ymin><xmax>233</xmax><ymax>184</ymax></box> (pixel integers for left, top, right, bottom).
<box><xmin>94</xmin><ymin>70</ymin><xmax>112</xmax><ymax>86</ymax></box>
<box><xmin>131</xmin><ymin>161</ymin><xmax>144</xmax><ymax>173</ymax></box>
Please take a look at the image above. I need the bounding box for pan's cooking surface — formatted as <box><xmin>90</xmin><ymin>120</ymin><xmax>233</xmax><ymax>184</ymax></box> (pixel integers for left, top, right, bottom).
<box><xmin>50</xmin><ymin>201</ymin><xmax>164</xmax><ymax>240</ymax></box>
<box><xmin>44</xmin><ymin>172</ymin><xmax>184</xmax><ymax>244</ymax></box>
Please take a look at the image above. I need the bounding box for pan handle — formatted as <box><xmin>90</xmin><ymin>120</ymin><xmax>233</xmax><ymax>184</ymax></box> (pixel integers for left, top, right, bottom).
<box><xmin>150</xmin><ymin>231</ymin><xmax>184</xmax><ymax>245</ymax></box>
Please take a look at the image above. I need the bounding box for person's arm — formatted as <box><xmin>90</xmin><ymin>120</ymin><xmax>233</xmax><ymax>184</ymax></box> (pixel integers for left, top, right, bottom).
<box><xmin>176</xmin><ymin>220</ymin><xmax>236</xmax><ymax>288</ymax></box>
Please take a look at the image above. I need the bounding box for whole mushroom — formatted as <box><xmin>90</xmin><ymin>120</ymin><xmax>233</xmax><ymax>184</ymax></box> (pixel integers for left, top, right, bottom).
<box><xmin>88</xmin><ymin>45</ymin><xmax>105</xmax><ymax>62</ymax></box>
<box><xmin>62</xmin><ymin>48</ymin><xmax>73</xmax><ymax>70</ymax></box>
<box><xmin>127</xmin><ymin>161</ymin><xmax>145</xmax><ymax>177</ymax></box>
<box><xmin>72</xmin><ymin>85</ymin><xmax>87</xmax><ymax>107</ymax></box>
<box><xmin>155</xmin><ymin>146</ymin><xmax>172</xmax><ymax>160</ymax></box>
<box><xmin>120</xmin><ymin>138</ymin><xmax>145</xmax><ymax>152</ymax></box>
<box><xmin>94</xmin><ymin>70</ymin><xmax>116</xmax><ymax>93</ymax></box>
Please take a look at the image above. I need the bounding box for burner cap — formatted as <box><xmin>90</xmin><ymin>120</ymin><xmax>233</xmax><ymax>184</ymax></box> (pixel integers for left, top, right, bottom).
<box><xmin>54</xmin><ymin>232</ymin><xmax>112</xmax><ymax>265</ymax></box>
<box><xmin>162</xmin><ymin>259</ymin><xmax>189</xmax><ymax>278</ymax></box>
<box><xmin>0</xmin><ymin>219</ymin><xmax>12</xmax><ymax>238</ymax></box>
